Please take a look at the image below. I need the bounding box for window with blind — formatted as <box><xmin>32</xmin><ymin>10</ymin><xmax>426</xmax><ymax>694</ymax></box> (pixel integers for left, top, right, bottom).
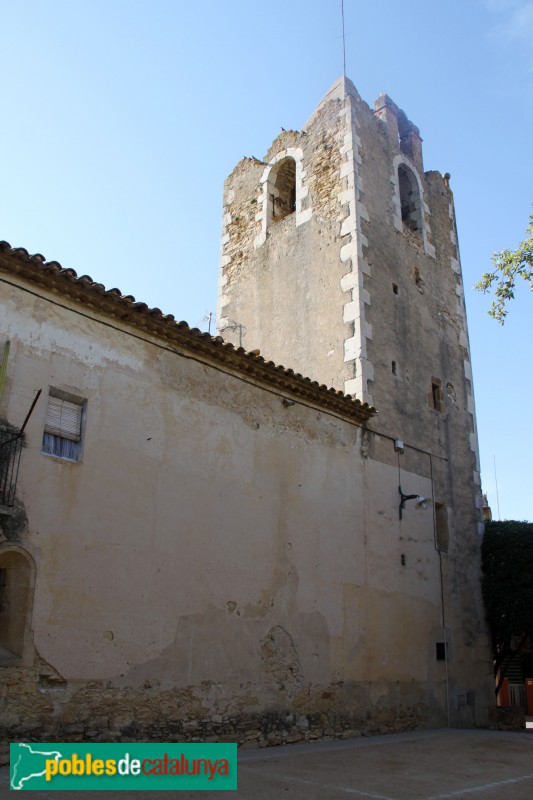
<box><xmin>42</xmin><ymin>388</ymin><xmax>85</xmax><ymax>462</ymax></box>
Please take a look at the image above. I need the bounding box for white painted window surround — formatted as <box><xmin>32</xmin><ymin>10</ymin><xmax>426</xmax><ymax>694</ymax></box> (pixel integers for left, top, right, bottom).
<box><xmin>254</xmin><ymin>147</ymin><xmax>312</xmax><ymax>249</ymax></box>
<box><xmin>391</xmin><ymin>155</ymin><xmax>435</xmax><ymax>259</ymax></box>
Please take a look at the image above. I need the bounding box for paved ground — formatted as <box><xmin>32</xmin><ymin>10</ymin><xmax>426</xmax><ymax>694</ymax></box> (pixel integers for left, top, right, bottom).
<box><xmin>1</xmin><ymin>729</ymin><xmax>532</xmax><ymax>799</ymax></box>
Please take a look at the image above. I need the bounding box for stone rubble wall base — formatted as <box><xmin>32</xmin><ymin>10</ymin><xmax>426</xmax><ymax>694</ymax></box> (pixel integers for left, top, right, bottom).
<box><xmin>487</xmin><ymin>705</ymin><xmax>526</xmax><ymax>731</ymax></box>
<box><xmin>1</xmin><ymin>661</ymin><xmax>440</xmax><ymax>765</ymax></box>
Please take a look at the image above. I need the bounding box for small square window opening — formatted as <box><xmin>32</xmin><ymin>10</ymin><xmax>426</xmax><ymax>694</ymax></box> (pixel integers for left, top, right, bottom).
<box><xmin>436</xmin><ymin>642</ymin><xmax>447</xmax><ymax>661</ymax></box>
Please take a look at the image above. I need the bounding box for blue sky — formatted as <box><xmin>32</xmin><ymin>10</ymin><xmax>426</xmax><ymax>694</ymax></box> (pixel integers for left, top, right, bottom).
<box><xmin>1</xmin><ymin>0</ymin><xmax>531</xmax><ymax>520</ymax></box>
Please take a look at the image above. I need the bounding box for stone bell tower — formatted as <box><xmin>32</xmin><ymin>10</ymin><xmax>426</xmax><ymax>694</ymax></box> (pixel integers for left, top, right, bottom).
<box><xmin>217</xmin><ymin>76</ymin><xmax>480</xmax><ymax>504</ymax></box>
<box><xmin>217</xmin><ymin>77</ymin><xmax>491</xmax><ymax>725</ymax></box>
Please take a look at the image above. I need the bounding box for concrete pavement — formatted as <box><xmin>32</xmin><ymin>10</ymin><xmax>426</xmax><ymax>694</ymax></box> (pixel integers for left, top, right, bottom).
<box><xmin>1</xmin><ymin>729</ymin><xmax>532</xmax><ymax>799</ymax></box>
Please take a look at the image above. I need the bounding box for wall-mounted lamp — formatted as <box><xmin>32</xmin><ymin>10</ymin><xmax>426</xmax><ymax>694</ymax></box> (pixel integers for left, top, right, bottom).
<box><xmin>399</xmin><ymin>486</ymin><xmax>429</xmax><ymax>520</ymax></box>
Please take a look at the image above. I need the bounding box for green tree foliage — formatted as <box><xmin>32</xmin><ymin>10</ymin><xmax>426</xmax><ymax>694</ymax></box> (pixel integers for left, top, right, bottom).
<box><xmin>475</xmin><ymin>210</ymin><xmax>533</xmax><ymax>324</ymax></box>
<box><xmin>481</xmin><ymin>520</ymin><xmax>533</xmax><ymax>693</ymax></box>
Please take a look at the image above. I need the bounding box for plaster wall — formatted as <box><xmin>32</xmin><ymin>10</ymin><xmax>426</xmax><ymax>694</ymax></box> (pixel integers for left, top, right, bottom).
<box><xmin>0</xmin><ymin>273</ymin><xmax>462</xmax><ymax>745</ymax></box>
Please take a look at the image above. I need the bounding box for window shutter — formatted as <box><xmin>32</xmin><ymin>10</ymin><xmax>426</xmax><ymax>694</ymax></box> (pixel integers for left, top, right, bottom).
<box><xmin>44</xmin><ymin>397</ymin><xmax>82</xmax><ymax>442</ymax></box>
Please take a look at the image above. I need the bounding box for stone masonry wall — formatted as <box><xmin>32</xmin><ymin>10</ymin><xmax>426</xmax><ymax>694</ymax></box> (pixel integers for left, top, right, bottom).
<box><xmin>2</xmin><ymin>655</ymin><xmax>430</xmax><ymax>765</ymax></box>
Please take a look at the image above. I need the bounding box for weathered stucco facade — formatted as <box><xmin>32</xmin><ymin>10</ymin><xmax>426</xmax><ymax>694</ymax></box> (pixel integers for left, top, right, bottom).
<box><xmin>0</xmin><ymin>78</ymin><xmax>491</xmax><ymax>756</ymax></box>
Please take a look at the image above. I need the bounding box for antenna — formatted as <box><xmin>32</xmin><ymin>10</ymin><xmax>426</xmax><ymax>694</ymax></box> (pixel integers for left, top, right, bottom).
<box><xmin>341</xmin><ymin>0</ymin><xmax>346</xmax><ymax>78</ymax></box>
<box><xmin>198</xmin><ymin>311</ymin><xmax>214</xmax><ymax>334</ymax></box>
<box><xmin>219</xmin><ymin>319</ymin><xmax>246</xmax><ymax>348</ymax></box>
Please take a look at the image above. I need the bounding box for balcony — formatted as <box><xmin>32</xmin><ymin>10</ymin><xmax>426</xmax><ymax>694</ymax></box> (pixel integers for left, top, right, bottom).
<box><xmin>0</xmin><ymin>427</ymin><xmax>23</xmax><ymax>510</ymax></box>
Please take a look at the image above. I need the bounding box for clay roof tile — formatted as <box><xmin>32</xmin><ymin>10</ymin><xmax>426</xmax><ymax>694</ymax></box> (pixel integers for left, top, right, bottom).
<box><xmin>0</xmin><ymin>240</ymin><xmax>376</xmax><ymax>423</ymax></box>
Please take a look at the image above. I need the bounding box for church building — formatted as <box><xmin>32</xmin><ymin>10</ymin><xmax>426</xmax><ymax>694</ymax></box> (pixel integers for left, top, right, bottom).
<box><xmin>0</xmin><ymin>77</ymin><xmax>492</xmax><ymax>754</ymax></box>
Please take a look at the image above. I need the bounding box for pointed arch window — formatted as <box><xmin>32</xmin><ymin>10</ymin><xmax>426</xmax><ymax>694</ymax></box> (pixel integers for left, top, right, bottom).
<box><xmin>398</xmin><ymin>163</ymin><xmax>422</xmax><ymax>235</ymax></box>
<box><xmin>266</xmin><ymin>156</ymin><xmax>296</xmax><ymax>229</ymax></box>
<box><xmin>254</xmin><ymin>147</ymin><xmax>311</xmax><ymax>248</ymax></box>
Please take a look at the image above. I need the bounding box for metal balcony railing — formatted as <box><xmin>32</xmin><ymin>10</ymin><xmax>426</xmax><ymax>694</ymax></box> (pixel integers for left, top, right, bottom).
<box><xmin>0</xmin><ymin>428</ymin><xmax>23</xmax><ymax>508</ymax></box>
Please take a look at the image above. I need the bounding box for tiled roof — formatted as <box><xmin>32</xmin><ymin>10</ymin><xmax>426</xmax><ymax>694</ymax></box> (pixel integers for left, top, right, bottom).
<box><xmin>0</xmin><ymin>241</ymin><xmax>375</xmax><ymax>423</ymax></box>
